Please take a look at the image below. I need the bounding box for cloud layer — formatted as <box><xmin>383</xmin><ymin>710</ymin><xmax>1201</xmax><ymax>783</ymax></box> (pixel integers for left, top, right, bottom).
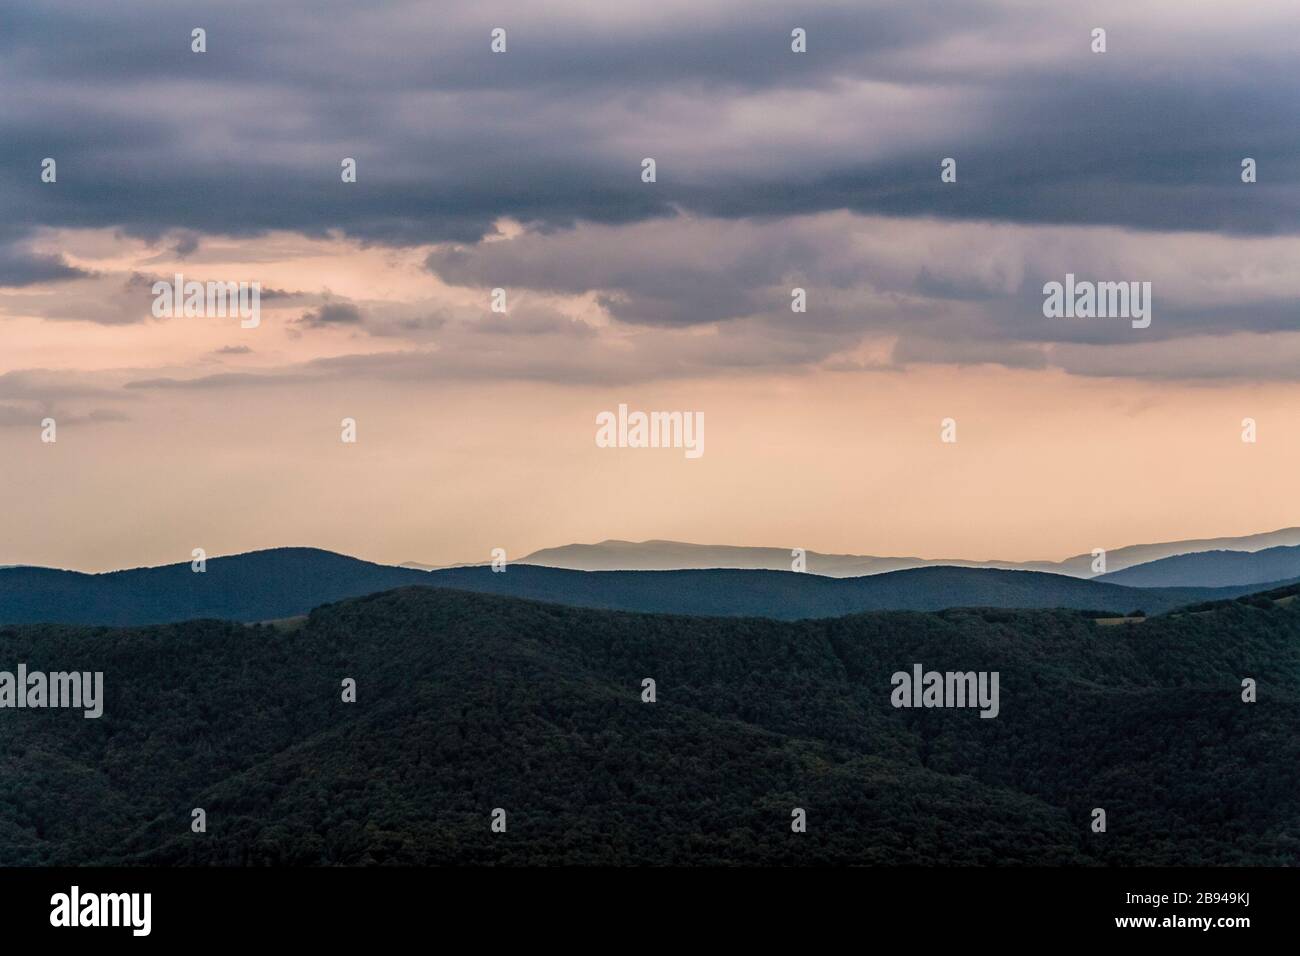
<box><xmin>3</xmin><ymin>1</ymin><xmax>1300</xmax><ymax>569</ymax></box>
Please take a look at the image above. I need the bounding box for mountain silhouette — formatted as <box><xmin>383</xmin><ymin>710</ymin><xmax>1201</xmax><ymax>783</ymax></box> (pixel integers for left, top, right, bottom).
<box><xmin>1097</xmin><ymin>545</ymin><xmax>1300</xmax><ymax>588</ymax></box>
<box><xmin>1</xmin><ymin>547</ymin><xmax>1294</xmax><ymax>626</ymax></box>
<box><xmin>514</xmin><ymin>527</ymin><xmax>1300</xmax><ymax>577</ymax></box>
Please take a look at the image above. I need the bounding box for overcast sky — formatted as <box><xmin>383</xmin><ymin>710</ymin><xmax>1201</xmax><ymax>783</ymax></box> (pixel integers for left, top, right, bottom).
<box><xmin>3</xmin><ymin>0</ymin><xmax>1299</xmax><ymax>571</ymax></box>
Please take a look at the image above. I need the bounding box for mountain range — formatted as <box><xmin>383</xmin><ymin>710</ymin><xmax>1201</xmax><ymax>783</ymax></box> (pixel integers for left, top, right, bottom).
<box><xmin>1096</xmin><ymin>544</ymin><xmax>1300</xmax><ymax>588</ymax></box>
<box><xmin>5</xmin><ymin>534</ymin><xmax>1299</xmax><ymax>866</ymax></box>
<box><xmin>2</xmin><ymin>547</ymin><xmax>1297</xmax><ymax>627</ymax></box>
<box><xmin>490</xmin><ymin>528</ymin><xmax>1300</xmax><ymax>578</ymax></box>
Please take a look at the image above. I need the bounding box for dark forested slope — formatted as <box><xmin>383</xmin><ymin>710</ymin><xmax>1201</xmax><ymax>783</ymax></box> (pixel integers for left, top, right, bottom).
<box><xmin>1</xmin><ymin>585</ymin><xmax>1296</xmax><ymax>865</ymax></box>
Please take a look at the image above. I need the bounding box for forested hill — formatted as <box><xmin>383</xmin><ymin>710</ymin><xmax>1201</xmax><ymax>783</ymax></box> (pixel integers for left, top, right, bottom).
<box><xmin>1</xmin><ymin>547</ymin><xmax>1291</xmax><ymax>625</ymax></box>
<box><xmin>1</xmin><ymin>585</ymin><xmax>1297</xmax><ymax>865</ymax></box>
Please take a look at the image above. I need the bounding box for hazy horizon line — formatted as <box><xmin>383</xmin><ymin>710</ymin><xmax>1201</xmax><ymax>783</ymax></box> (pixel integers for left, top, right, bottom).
<box><xmin>6</xmin><ymin>522</ymin><xmax>1299</xmax><ymax>576</ymax></box>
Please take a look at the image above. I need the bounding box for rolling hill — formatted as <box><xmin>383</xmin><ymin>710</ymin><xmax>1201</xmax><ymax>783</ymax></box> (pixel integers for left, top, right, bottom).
<box><xmin>1097</xmin><ymin>544</ymin><xmax>1300</xmax><ymax>588</ymax></box>
<box><xmin>424</xmin><ymin>563</ymin><xmax>1283</xmax><ymax>619</ymax></box>
<box><xmin>0</xmin><ymin>547</ymin><xmax>1291</xmax><ymax>626</ymax></box>
<box><xmin>1</xmin><ymin>584</ymin><xmax>1297</xmax><ymax>865</ymax></box>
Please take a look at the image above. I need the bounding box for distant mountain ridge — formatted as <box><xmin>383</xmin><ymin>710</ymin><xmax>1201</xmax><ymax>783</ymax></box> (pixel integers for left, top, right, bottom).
<box><xmin>1097</xmin><ymin>544</ymin><xmax>1300</xmax><ymax>588</ymax></box>
<box><xmin>511</xmin><ymin>528</ymin><xmax>1300</xmax><ymax>578</ymax></box>
<box><xmin>424</xmin><ymin>564</ymin><xmax>1287</xmax><ymax>620</ymax></box>
<box><xmin>1</xmin><ymin>546</ymin><xmax>1295</xmax><ymax>626</ymax></box>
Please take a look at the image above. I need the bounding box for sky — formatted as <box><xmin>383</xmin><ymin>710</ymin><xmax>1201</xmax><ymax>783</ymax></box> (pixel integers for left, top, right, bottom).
<box><xmin>2</xmin><ymin>0</ymin><xmax>1299</xmax><ymax>572</ymax></box>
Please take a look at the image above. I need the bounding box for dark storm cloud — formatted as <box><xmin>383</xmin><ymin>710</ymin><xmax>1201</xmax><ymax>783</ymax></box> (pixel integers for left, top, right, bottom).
<box><xmin>424</xmin><ymin>209</ymin><xmax>1300</xmax><ymax>364</ymax></box>
<box><xmin>0</xmin><ymin>243</ymin><xmax>89</xmax><ymax>287</ymax></box>
<box><xmin>298</xmin><ymin>301</ymin><xmax>365</xmax><ymax>328</ymax></box>
<box><xmin>171</xmin><ymin>232</ymin><xmax>201</xmax><ymax>257</ymax></box>
<box><xmin>1</xmin><ymin>0</ymin><xmax>1297</xmax><ymax>250</ymax></box>
<box><xmin>0</xmin><ymin>221</ymin><xmax>90</xmax><ymax>287</ymax></box>
<box><xmin>7</xmin><ymin>0</ymin><xmax>1300</xmax><ymax>383</ymax></box>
